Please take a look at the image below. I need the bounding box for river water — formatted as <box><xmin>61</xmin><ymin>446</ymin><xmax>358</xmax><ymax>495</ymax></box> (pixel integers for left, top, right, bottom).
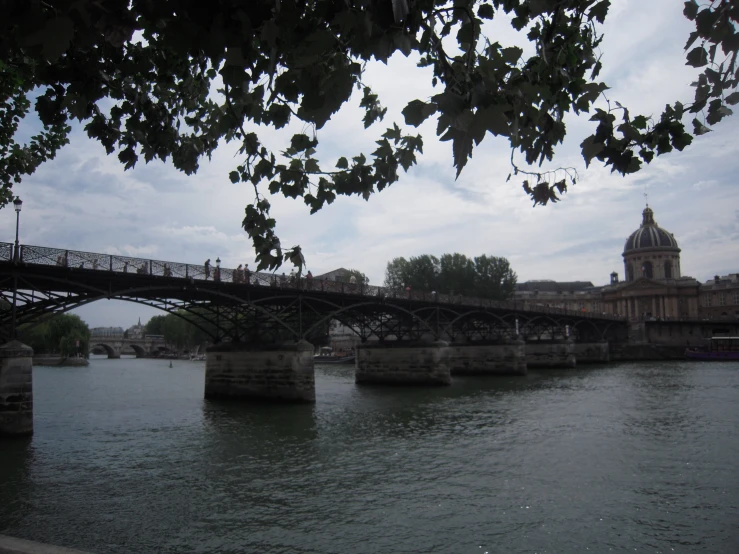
<box><xmin>1</xmin><ymin>357</ymin><xmax>738</xmax><ymax>553</ymax></box>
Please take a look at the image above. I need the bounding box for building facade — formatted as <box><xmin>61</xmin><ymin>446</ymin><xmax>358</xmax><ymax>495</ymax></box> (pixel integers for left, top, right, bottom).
<box><xmin>699</xmin><ymin>273</ymin><xmax>739</xmax><ymax>320</ymax></box>
<box><xmin>515</xmin><ymin>205</ymin><xmax>737</xmax><ymax>322</ymax></box>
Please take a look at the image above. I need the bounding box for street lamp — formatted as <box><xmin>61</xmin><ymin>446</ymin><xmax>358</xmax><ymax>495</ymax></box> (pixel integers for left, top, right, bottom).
<box><xmin>11</xmin><ymin>197</ymin><xmax>22</xmax><ymax>339</ymax></box>
<box><xmin>13</xmin><ymin>196</ymin><xmax>22</xmax><ymax>263</ymax></box>
<box><xmin>215</xmin><ymin>257</ymin><xmax>221</xmax><ymax>267</ymax></box>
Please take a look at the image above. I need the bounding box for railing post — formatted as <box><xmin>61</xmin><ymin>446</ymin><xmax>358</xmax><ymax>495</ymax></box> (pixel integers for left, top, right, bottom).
<box><xmin>109</xmin><ymin>256</ymin><xmax>113</xmax><ymax>272</ymax></box>
<box><xmin>149</xmin><ymin>260</ymin><xmax>153</xmax><ymax>275</ymax></box>
<box><xmin>185</xmin><ymin>264</ymin><xmax>189</xmax><ymax>278</ymax></box>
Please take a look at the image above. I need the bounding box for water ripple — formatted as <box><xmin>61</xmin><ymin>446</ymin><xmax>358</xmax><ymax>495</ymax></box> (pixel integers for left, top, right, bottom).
<box><xmin>1</xmin><ymin>359</ymin><xmax>738</xmax><ymax>553</ymax></box>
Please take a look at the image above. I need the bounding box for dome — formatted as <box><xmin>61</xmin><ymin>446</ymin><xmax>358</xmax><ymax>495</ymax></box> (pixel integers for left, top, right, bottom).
<box><xmin>623</xmin><ymin>206</ymin><xmax>679</xmax><ymax>254</ymax></box>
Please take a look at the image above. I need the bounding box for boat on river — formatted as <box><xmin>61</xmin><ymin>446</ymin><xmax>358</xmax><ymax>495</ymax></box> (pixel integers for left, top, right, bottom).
<box><xmin>685</xmin><ymin>336</ymin><xmax>739</xmax><ymax>361</ymax></box>
<box><xmin>314</xmin><ymin>354</ymin><xmax>356</xmax><ymax>364</ymax></box>
<box><xmin>314</xmin><ymin>346</ymin><xmax>355</xmax><ymax>364</ymax></box>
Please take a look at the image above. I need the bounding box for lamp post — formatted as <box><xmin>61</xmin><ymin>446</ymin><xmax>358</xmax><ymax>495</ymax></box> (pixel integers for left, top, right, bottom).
<box><xmin>215</xmin><ymin>258</ymin><xmax>222</xmax><ymax>340</ymax></box>
<box><xmin>11</xmin><ymin>197</ymin><xmax>22</xmax><ymax>339</ymax></box>
<box><xmin>13</xmin><ymin>196</ymin><xmax>22</xmax><ymax>263</ymax></box>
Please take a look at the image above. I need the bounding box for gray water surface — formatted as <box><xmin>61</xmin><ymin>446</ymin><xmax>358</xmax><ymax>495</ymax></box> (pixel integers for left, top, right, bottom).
<box><xmin>1</xmin><ymin>357</ymin><xmax>738</xmax><ymax>553</ymax></box>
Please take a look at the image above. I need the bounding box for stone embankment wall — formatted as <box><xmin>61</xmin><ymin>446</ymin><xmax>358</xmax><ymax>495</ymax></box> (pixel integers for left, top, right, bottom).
<box><xmin>0</xmin><ymin>341</ymin><xmax>34</xmax><ymax>437</ymax></box>
<box><xmin>643</xmin><ymin>320</ymin><xmax>739</xmax><ymax>347</ymax></box>
<box><xmin>32</xmin><ymin>356</ymin><xmax>89</xmax><ymax>367</ymax></box>
<box><xmin>610</xmin><ymin>343</ymin><xmax>685</xmax><ymax>361</ymax></box>
<box><xmin>205</xmin><ymin>341</ymin><xmax>315</xmax><ymax>402</ymax></box>
<box><xmin>573</xmin><ymin>342</ymin><xmax>610</xmax><ymax>364</ymax></box>
<box><xmin>448</xmin><ymin>340</ymin><xmax>526</xmax><ymax>376</ymax></box>
<box><xmin>0</xmin><ymin>534</ymin><xmax>91</xmax><ymax>553</ymax></box>
<box><xmin>356</xmin><ymin>341</ymin><xmax>451</xmax><ymax>385</ymax></box>
<box><xmin>526</xmin><ymin>340</ymin><xmax>576</xmax><ymax>369</ymax></box>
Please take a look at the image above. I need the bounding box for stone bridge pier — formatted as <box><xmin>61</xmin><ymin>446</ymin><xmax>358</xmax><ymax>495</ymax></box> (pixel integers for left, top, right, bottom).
<box><xmin>0</xmin><ymin>341</ymin><xmax>34</xmax><ymax>437</ymax></box>
<box><xmin>573</xmin><ymin>341</ymin><xmax>610</xmax><ymax>363</ymax></box>
<box><xmin>355</xmin><ymin>341</ymin><xmax>451</xmax><ymax>385</ymax></box>
<box><xmin>204</xmin><ymin>341</ymin><xmax>316</xmax><ymax>402</ymax></box>
<box><xmin>447</xmin><ymin>339</ymin><xmax>527</xmax><ymax>376</ymax></box>
<box><xmin>525</xmin><ymin>338</ymin><xmax>577</xmax><ymax>369</ymax></box>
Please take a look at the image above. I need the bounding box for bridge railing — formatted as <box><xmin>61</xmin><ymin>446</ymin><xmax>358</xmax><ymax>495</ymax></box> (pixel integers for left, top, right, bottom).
<box><xmin>0</xmin><ymin>243</ymin><xmax>12</xmax><ymax>262</ymax></box>
<box><xmin>9</xmin><ymin>243</ymin><xmax>624</xmax><ymax>321</ymax></box>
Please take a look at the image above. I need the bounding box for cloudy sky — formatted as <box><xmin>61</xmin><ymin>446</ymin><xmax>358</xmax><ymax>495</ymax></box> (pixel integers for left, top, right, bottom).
<box><xmin>3</xmin><ymin>0</ymin><xmax>738</xmax><ymax>329</ymax></box>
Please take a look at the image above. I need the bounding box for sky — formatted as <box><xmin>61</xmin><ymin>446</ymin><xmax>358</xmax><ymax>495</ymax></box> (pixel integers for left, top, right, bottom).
<box><xmin>2</xmin><ymin>0</ymin><xmax>738</xmax><ymax>329</ymax></box>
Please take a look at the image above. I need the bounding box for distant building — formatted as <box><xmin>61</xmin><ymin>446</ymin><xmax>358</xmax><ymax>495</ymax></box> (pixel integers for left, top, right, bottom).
<box><xmin>90</xmin><ymin>326</ymin><xmax>124</xmax><ymax>338</ymax></box>
<box><xmin>515</xmin><ymin>205</ymin><xmax>736</xmax><ymax>321</ymax></box>
<box><xmin>314</xmin><ymin>268</ymin><xmax>353</xmax><ymax>282</ymax></box>
<box><xmin>328</xmin><ymin>320</ymin><xmax>361</xmax><ymax>354</ymax></box>
<box><xmin>699</xmin><ymin>274</ymin><xmax>739</xmax><ymax>320</ymax></box>
<box><xmin>515</xmin><ymin>281</ymin><xmax>602</xmax><ymax>313</ymax></box>
<box><xmin>125</xmin><ymin>318</ymin><xmax>145</xmax><ymax>339</ymax></box>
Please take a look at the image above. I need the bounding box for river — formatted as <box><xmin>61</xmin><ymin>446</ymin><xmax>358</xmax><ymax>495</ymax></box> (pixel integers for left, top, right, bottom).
<box><xmin>1</xmin><ymin>357</ymin><xmax>738</xmax><ymax>553</ymax></box>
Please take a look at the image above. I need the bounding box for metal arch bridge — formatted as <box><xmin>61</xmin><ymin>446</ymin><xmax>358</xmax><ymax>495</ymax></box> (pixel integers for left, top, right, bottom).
<box><xmin>0</xmin><ymin>243</ymin><xmax>628</xmax><ymax>345</ymax></box>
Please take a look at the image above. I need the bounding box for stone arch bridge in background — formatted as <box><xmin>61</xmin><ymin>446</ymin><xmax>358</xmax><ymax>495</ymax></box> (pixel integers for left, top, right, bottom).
<box><xmin>90</xmin><ymin>336</ymin><xmax>169</xmax><ymax>358</ymax></box>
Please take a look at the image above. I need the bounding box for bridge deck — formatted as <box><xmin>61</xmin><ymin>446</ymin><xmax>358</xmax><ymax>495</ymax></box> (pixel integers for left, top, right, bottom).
<box><xmin>0</xmin><ymin>242</ymin><xmax>623</xmax><ymax>323</ymax></box>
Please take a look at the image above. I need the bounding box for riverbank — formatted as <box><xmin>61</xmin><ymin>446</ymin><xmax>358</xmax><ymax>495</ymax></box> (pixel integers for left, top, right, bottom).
<box><xmin>32</xmin><ymin>356</ymin><xmax>89</xmax><ymax>367</ymax></box>
<box><xmin>0</xmin><ymin>534</ymin><xmax>91</xmax><ymax>553</ymax></box>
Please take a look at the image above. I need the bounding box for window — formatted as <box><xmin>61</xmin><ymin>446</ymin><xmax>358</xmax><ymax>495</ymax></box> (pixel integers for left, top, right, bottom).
<box><xmin>704</xmin><ymin>295</ymin><xmax>712</xmax><ymax>307</ymax></box>
<box><xmin>642</xmin><ymin>261</ymin><xmax>653</xmax><ymax>279</ymax></box>
<box><xmin>627</xmin><ymin>264</ymin><xmax>634</xmax><ymax>282</ymax></box>
<box><xmin>720</xmin><ymin>293</ymin><xmax>726</xmax><ymax>306</ymax></box>
<box><xmin>664</xmin><ymin>261</ymin><xmax>672</xmax><ymax>279</ymax></box>
<box><xmin>734</xmin><ymin>291</ymin><xmax>739</xmax><ymax>305</ymax></box>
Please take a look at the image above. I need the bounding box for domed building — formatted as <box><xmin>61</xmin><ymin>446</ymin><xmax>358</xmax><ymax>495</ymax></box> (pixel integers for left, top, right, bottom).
<box><xmin>514</xmin><ymin>203</ymin><xmax>739</xmax><ymax>335</ymax></box>
<box><xmin>514</xmin><ymin>204</ymin><xmax>702</xmax><ymax>321</ymax></box>
<box><xmin>601</xmin><ymin>205</ymin><xmax>699</xmax><ymax>320</ymax></box>
<box><xmin>622</xmin><ymin>206</ymin><xmax>681</xmax><ymax>281</ymax></box>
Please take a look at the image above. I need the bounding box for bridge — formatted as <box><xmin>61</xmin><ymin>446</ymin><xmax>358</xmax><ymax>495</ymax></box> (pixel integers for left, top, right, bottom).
<box><xmin>0</xmin><ymin>242</ymin><xmax>628</xmax><ymax>436</ymax></box>
<box><xmin>89</xmin><ymin>336</ymin><xmax>169</xmax><ymax>359</ymax></box>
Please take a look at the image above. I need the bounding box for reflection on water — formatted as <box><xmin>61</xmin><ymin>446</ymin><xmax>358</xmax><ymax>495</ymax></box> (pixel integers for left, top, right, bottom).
<box><xmin>1</xmin><ymin>358</ymin><xmax>738</xmax><ymax>553</ymax></box>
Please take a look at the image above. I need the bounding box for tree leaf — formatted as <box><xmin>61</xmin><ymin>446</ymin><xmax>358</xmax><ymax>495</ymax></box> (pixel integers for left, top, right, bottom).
<box><xmin>686</xmin><ymin>46</ymin><xmax>708</xmax><ymax>67</ymax></box>
<box><xmin>501</xmin><ymin>47</ymin><xmax>523</xmax><ymax>64</ymax></box>
<box><xmin>580</xmin><ymin>136</ymin><xmax>605</xmax><ymax>167</ymax></box>
<box><xmin>402</xmin><ymin>100</ymin><xmax>435</xmax><ymax>127</ymax></box>
<box><xmin>683</xmin><ymin>0</ymin><xmax>698</xmax><ymax>20</ymax></box>
<box><xmin>588</xmin><ymin>0</ymin><xmax>610</xmax><ymax>24</ymax></box>
<box><xmin>477</xmin><ymin>4</ymin><xmax>494</xmax><ymax>20</ymax></box>
<box><xmin>38</xmin><ymin>17</ymin><xmax>75</xmax><ymax>61</ymax></box>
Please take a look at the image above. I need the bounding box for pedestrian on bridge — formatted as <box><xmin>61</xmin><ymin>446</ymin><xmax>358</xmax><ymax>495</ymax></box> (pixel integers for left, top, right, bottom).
<box><xmin>204</xmin><ymin>259</ymin><xmax>211</xmax><ymax>280</ymax></box>
<box><xmin>234</xmin><ymin>264</ymin><xmax>243</xmax><ymax>283</ymax></box>
<box><xmin>245</xmin><ymin>264</ymin><xmax>251</xmax><ymax>284</ymax></box>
